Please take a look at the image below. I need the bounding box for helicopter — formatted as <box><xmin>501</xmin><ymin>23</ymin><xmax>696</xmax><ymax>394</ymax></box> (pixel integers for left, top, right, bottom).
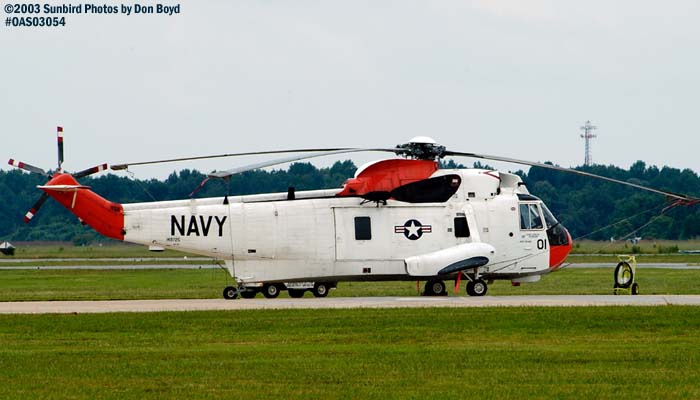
<box><xmin>8</xmin><ymin>129</ymin><xmax>699</xmax><ymax>299</ymax></box>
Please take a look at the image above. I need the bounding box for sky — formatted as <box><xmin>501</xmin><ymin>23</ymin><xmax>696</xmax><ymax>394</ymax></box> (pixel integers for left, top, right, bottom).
<box><xmin>2</xmin><ymin>0</ymin><xmax>699</xmax><ymax>180</ymax></box>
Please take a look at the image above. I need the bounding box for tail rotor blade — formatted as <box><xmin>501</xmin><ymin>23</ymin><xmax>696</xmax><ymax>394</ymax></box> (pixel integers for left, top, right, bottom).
<box><xmin>7</xmin><ymin>159</ymin><xmax>48</xmax><ymax>176</ymax></box>
<box><xmin>57</xmin><ymin>126</ymin><xmax>64</xmax><ymax>171</ymax></box>
<box><xmin>73</xmin><ymin>163</ymin><xmax>108</xmax><ymax>179</ymax></box>
<box><xmin>24</xmin><ymin>193</ymin><xmax>49</xmax><ymax>223</ymax></box>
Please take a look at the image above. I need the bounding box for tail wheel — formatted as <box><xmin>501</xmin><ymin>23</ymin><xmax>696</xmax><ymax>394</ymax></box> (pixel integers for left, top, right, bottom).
<box><xmin>312</xmin><ymin>283</ymin><xmax>330</xmax><ymax>298</ymax></box>
<box><xmin>223</xmin><ymin>286</ymin><xmax>238</xmax><ymax>300</ymax></box>
<box><xmin>262</xmin><ymin>283</ymin><xmax>282</xmax><ymax>299</ymax></box>
<box><xmin>466</xmin><ymin>279</ymin><xmax>488</xmax><ymax>297</ymax></box>
<box><xmin>424</xmin><ymin>280</ymin><xmax>446</xmax><ymax>296</ymax></box>
<box><xmin>631</xmin><ymin>283</ymin><xmax>640</xmax><ymax>295</ymax></box>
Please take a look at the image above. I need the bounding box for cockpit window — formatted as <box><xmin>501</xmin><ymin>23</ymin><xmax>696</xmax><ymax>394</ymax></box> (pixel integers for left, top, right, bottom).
<box><xmin>519</xmin><ymin>203</ymin><xmax>544</xmax><ymax>230</ymax></box>
<box><xmin>541</xmin><ymin>203</ymin><xmax>559</xmax><ymax>229</ymax></box>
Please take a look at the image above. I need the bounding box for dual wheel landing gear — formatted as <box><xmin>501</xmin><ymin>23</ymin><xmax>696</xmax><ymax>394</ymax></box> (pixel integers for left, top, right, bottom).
<box><xmin>463</xmin><ymin>270</ymin><xmax>488</xmax><ymax>297</ymax></box>
<box><xmin>422</xmin><ymin>276</ymin><xmax>488</xmax><ymax>297</ymax></box>
<box><xmin>423</xmin><ymin>280</ymin><xmax>448</xmax><ymax>296</ymax></box>
<box><xmin>223</xmin><ymin>282</ymin><xmax>334</xmax><ymax>300</ymax></box>
<box><xmin>236</xmin><ymin>283</ymin><xmax>282</xmax><ymax>299</ymax></box>
<box><xmin>466</xmin><ymin>279</ymin><xmax>488</xmax><ymax>297</ymax></box>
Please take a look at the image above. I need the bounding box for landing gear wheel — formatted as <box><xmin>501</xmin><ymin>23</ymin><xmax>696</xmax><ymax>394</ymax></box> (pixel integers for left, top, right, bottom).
<box><xmin>288</xmin><ymin>289</ymin><xmax>305</xmax><ymax>298</ymax></box>
<box><xmin>424</xmin><ymin>280</ymin><xmax>446</xmax><ymax>296</ymax></box>
<box><xmin>312</xmin><ymin>283</ymin><xmax>330</xmax><ymax>298</ymax></box>
<box><xmin>240</xmin><ymin>290</ymin><xmax>257</xmax><ymax>299</ymax></box>
<box><xmin>466</xmin><ymin>279</ymin><xmax>488</xmax><ymax>297</ymax></box>
<box><xmin>632</xmin><ymin>282</ymin><xmax>640</xmax><ymax>295</ymax></box>
<box><xmin>223</xmin><ymin>286</ymin><xmax>239</xmax><ymax>300</ymax></box>
<box><xmin>262</xmin><ymin>283</ymin><xmax>282</xmax><ymax>299</ymax></box>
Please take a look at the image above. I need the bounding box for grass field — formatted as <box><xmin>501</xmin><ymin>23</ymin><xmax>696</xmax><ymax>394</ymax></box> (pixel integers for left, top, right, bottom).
<box><xmin>1</xmin><ymin>267</ymin><xmax>700</xmax><ymax>301</ymax></box>
<box><xmin>1</xmin><ymin>307</ymin><xmax>699</xmax><ymax>399</ymax></box>
<box><xmin>571</xmin><ymin>239</ymin><xmax>700</xmax><ymax>254</ymax></box>
<box><xmin>2</xmin><ymin>244</ymin><xmax>699</xmax><ymax>399</ymax></box>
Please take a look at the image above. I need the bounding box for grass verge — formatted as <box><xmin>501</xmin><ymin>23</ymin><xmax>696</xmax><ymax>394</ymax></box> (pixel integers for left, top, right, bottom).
<box><xmin>1</xmin><ymin>267</ymin><xmax>700</xmax><ymax>301</ymax></box>
<box><xmin>0</xmin><ymin>307</ymin><xmax>699</xmax><ymax>399</ymax></box>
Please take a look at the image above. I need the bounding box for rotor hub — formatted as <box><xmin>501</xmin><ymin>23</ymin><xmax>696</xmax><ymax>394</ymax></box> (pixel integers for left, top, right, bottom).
<box><xmin>394</xmin><ymin>137</ymin><xmax>446</xmax><ymax>160</ymax></box>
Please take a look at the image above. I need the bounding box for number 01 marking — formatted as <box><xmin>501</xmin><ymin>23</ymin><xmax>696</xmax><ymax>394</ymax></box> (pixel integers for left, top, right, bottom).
<box><xmin>537</xmin><ymin>239</ymin><xmax>547</xmax><ymax>250</ymax></box>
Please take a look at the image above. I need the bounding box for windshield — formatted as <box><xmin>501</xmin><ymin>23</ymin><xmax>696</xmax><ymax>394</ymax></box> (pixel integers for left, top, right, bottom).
<box><xmin>541</xmin><ymin>203</ymin><xmax>559</xmax><ymax>229</ymax></box>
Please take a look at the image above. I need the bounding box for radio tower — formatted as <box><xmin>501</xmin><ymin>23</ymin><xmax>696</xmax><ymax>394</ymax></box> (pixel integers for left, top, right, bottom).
<box><xmin>580</xmin><ymin>120</ymin><xmax>597</xmax><ymax>166</ymax></box>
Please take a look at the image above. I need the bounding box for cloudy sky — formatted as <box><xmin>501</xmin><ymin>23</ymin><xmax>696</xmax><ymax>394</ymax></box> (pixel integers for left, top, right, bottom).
<box><xmin>2</xmin><ymin>1</ymin><xmax>699</xmax><ymax>179</ymax></box>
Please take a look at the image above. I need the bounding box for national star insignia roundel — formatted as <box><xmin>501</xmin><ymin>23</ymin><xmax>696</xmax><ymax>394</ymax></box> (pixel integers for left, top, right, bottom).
<box><xmin>394</xmin><ymin>219</ymin><xmax>432</xmax><ymax>240</ymax></box>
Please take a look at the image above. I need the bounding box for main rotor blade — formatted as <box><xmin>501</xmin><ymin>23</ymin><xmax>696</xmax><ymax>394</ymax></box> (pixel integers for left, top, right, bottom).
<box><xmin>207</xmin><ymin>148</ymin><xmax>395</xmax><ymax>179</ymax></box>
<box><xmin>73</xmin><ymin>163</ymin><xmax>109</xmax><ymax>179</ymax></box>
<box><xmin>7</xmin><ymin>159</ymin><xmax>49</xmax><ymax>176</ymax></box>
<box><xmin>111</xmin><ymin>148</ymin><xmax>394</xmax><ymax>171</ymax></box>
<box><xmin>24</xmin><ymin>193</ymin><xmax>49</xmax><ymax>223</ymax></box>
<box><xmin>445</xmin><ymin>150</ymin><xmax>696</xmax><ymax>202</ymax></box>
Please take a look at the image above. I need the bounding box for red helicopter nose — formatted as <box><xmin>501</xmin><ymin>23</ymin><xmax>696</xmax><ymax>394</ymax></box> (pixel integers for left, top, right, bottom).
<box><xmin>549</xmin><ymin>227</ymin><xmax>573</xmax><ymax>270</ymax></box>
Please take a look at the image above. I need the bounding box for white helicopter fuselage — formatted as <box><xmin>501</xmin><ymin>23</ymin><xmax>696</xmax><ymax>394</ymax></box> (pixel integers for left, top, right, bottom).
<box><xmin>120</xmin><ymin>169</ymin><xmax>571</xmax><ymax>286</ymax></box>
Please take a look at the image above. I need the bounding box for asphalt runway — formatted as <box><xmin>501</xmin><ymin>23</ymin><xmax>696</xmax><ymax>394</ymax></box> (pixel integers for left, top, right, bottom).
<box><xmin>1</xmin><ymin>295</ymin><xmax>700</xmax><ymax>314</ymax></box>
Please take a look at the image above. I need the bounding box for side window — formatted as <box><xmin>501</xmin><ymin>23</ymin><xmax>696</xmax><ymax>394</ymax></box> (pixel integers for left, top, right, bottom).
<box><xmin>454</xmin><ymin>216</ymin><xmax>470</xmax><ymax>238</ymax></box>
<box><xmin>519</xmin><ymin>204</ymin><xmax>544</xmax><ymax>230</ymax></box>
<box><xmin>354</xmin><ymin>216</ymin><xmax>372</xmax><ymax>240</ymax></box>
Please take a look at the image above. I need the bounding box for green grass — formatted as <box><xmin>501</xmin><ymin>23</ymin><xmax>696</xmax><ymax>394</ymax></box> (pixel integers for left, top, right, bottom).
<box><xmin>0</xmin><ymin>307</ymin><xmax>699</xmax><ymax>399</ymax></box>
<box><xmin>571</xmin><ymin>239</ymin><xmax>700</xmax><ymax>254</ymax></box>
<box><xmin>568</xmin><ymin>254</ymin><xmax>700</xmax><ymax>263</ymax></box>
<box><xmin>0</xmin><ymin>268</ymin><xmax>232</xmax><ymax>301</ymax></box>
<box><xmin>0</xmin><ymin>259</ymin><xmax>215</xmax><ymax>267</ymax></box>
<box><xmin>1</xmin><ymin>267</ymin><xmax>700</xmax><ymax>301</ymax></box>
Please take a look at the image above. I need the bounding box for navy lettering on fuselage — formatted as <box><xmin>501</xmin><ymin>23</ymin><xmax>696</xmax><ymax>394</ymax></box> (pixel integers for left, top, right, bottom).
<box><xmin>171</xmin><ymin>215</ymin><xmax>227</xmax><ymax>237</ymax></box>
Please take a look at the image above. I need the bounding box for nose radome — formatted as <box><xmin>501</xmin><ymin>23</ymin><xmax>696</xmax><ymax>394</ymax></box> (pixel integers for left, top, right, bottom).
<box><xmin>549</xmin><ymin>228</ymin><xmax>572</xmax><ymax>270</ymax></box>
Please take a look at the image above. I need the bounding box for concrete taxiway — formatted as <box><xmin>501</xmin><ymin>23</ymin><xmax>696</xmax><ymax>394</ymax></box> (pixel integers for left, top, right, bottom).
<box><xmin>1</xmin><ymin>295</ymin><xmax>700</xmax><ymax>314</ymax></box>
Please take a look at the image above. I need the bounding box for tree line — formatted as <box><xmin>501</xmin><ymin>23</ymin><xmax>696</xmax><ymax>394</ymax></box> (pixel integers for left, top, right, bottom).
<box><xmin>1</xmin><ymin>159</ymin><xmax>698</xmax><ymax>244</ymax></box>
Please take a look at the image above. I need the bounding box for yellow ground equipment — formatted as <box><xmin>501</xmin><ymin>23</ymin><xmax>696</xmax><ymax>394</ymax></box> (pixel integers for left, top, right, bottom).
<box><xmin>613</xmin><ymin>255</ymin><xmax>639</xmax><ymax>295</ymax></box>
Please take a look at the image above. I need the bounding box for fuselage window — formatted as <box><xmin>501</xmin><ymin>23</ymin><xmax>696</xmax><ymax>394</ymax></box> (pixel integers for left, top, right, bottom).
<box><xmin>519</xmin><ymin>203</ymin><xmax>543</xmax><ymax>230</ymax></box>
<box><xmin>354</xmin><ymin>216</ymin><xmax>372</xmax><ymax>240</ymax></box>
<box><xmin>454</xmin><ymin>216</ymin><xmax>470</xmax><ymax>238</ymax></box>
